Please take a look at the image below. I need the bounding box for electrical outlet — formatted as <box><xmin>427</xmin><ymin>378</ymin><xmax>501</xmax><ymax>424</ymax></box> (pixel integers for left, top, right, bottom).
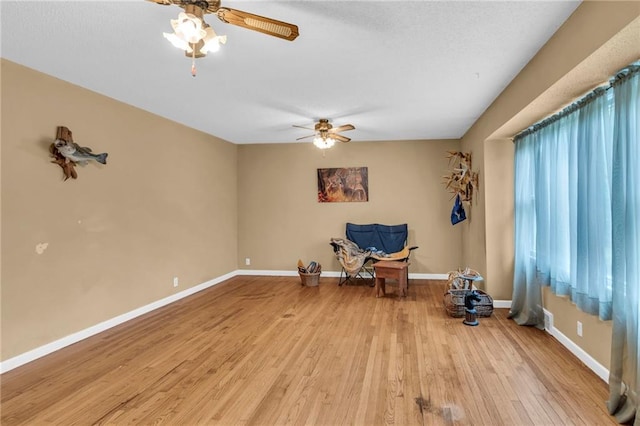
<box><xmin>173</xmin><ymin>277</ymin><xmax>179</xmax><ymax>287</ymax></box>
<box><xmin>245</xmin><ymin>258</ymin><xmax>251</xmax><ymax>266</ymax></box>
<box><xmin>577</xmin><ymin>321</ymin><xmax>583</xmax><ymax>337</ymax></box>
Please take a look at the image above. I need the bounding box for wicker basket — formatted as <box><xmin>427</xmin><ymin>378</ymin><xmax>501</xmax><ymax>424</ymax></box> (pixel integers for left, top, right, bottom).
<box><xmin>299</xmin><ymin>272</ymin><xmax>321</xmax><ymax>287</ymax></box>
<box><xmin>443</xmin><ymin>289</ymin><xmax>493</xmax><ymax>318</ymax></box>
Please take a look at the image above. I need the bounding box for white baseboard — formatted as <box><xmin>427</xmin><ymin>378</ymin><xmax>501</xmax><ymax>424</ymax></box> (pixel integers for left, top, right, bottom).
<box><xmin>0</xmin><ymin>271</ymin><xmax>238</xmax><ymax>374</ymax></box>
<box><xmin>493</xmin><ymin>300</ymin><xmax>512</xmax><ymax>309</ymax></box>
<box><xmin>542</xmin><ymin>309</ymin><xmax>609</xmax><ymax>383</ymax></box>
<box><xmin>410</xmin><ymin>273</ymin><xmax>449</xmax><ymax>280</ymax></box>
<box><xmin>237</xmin><ymin>269</ymin><xmax>299</xmax><ymax>276</ymax></box>
<box><xmin>236</xmin><ymin>270</ymin><xmax>449</xmax><ymax>280</ymax></box>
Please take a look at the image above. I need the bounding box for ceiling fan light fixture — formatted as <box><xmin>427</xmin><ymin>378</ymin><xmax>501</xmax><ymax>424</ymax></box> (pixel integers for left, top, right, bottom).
<box><xmin>294</xmin><ymin>119</ymin><xmax>354</xmax><ymax>148</ymax></box>
<box><xmin>165</xmin><ymin>11</ymin><xmax>227</xmax><ymax>55</ymax></box>
<box><xmin>151</xmin><ymin>0</ymin><xmax>298</xmax><ymax>76</ymax></box>
<box><xmin>313</xmin><ymin>136</ymin><xmax>336</xmax><ymax>150</ymax></box>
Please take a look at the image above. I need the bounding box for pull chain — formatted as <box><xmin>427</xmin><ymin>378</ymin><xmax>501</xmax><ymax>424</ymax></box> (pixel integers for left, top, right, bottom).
<box><xmin>191</xmin><ymin>48</ymin><xmax>197</xmax><ymax>77</ymax></box>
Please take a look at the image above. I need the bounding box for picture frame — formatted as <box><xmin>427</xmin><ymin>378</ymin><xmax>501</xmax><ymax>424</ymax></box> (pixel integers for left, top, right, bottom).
<box><xmin>317</xmin><ymin>167</ymin><xmax>368</xmax><ymax>203</ymax></box>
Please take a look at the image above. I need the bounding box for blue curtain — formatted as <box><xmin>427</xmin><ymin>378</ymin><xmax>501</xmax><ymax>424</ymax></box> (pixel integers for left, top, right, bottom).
<box><xmin>510</xmin><ymin>63</ymin><xmax>639</xmax><ymax>424</ymax></box>
<box><xmin>510</xmin><ymin>87</ymin><xmax>614</xmax><ymax>324</ymax></box>
<box><xmin>510</xmin><ymin>133</ymin><xmax>542</xmax><ymax>326</ymax></box>
<box><xmin>608</xmin><ymin>66</ymin><xmax>640</xmax><ymax>425</ymax></box>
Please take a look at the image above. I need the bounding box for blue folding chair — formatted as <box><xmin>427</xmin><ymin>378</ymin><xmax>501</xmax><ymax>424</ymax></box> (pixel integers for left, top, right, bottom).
<box><xmin>331</xmin><ymin>223</ymin><xmax>418</xmax><ymax>286</ymax></box>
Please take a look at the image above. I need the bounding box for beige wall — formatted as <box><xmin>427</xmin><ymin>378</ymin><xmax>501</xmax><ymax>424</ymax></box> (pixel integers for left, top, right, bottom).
<box><xmin>237</xmin><ymin>140</ymin><xmax>462</xmax><ymax>274</ymax></box>
<box><xmin>1</xmin><ymin>60</ymin><xmax>238</xmax><ymax>361</ymax></box>
<box><xmin>483</xmin><ymin>139</ymin><xmax>514</xmax><ymax>300</ymax></box>
<box><xmin>461</xmin><ymin>2</ymin><xmax>640</xmax><ymax>370</ymax></box>
<box><xmin>459</xmin><ymin>135</ymin><xmax>487</xmax><ymax>293</ymax></box>
<box><xmin>543</xmin><ymin>288</ymin><xmax>612</xmax><ymax>369</ymax></box>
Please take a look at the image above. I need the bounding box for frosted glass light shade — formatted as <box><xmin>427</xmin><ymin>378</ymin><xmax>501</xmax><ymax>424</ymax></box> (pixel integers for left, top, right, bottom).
<box><xmin>313</xmin><ymin>137</ymin><xmax>336</xmax><ymax>149</ymax></box>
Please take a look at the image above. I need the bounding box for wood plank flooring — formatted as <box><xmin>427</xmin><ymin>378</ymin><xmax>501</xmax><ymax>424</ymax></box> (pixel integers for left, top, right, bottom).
<box><xmin>1</xmin><ymin>276</ymin><xmax>614</xmax><ymax>425</ymax></box>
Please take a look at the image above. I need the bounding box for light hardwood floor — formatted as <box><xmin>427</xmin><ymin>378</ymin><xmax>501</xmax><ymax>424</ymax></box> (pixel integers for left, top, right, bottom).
<box><xmin>1</xmin><ymin>276</ymin><xmax>614</xmax><ymax>425</ymax></box>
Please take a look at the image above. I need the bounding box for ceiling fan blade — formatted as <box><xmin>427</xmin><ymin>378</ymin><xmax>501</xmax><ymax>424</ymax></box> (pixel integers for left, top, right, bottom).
<box><xmin>296</xmin><ymin>134</ymin><xmax>315</xmax><ymax>141</ymax></box>
<box><xmin>146</xmin><ymin>0</ymin><xmax>178</xmax><ymax>5</ymax></box>
<box><xmin>293</xmin><ymin>125</ymin><xmax>315</xmax><ymax>131</ymax></box>
<box><xmin>217</xmin><ymin>8</ymin><xmax>299</xmax><ymax>41</ymax></box>
<box><xmin>329</xmin><ymin>124</ymin><xmax>355</xmax><ymax>133</ymax></box>
<box><xmin>333</xmin><ymin>134</ymin><xmax>351</xmax><ymax>143</ymax></box>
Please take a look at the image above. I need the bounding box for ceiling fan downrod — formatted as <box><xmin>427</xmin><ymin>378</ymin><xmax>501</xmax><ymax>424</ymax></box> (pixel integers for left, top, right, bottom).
<box><xmin>182</xmin><ymin>0</ymin><xmax>220</xmax><ymax>12</ymax></box>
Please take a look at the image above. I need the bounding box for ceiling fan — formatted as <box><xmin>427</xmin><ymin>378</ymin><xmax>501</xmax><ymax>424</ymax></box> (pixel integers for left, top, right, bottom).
<box><xmin>294</xmin><ymin>119</ymin><xmax>356</xmax><ymax>149</ymax></box>
<box><xmin>149</xmin><ymin>0</ymin><xmax>299</xmax><ymax>75</ymax></box>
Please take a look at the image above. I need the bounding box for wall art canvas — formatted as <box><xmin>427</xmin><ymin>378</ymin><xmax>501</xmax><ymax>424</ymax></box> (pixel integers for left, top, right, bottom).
<box><xmin>317</xmin><ymin>167</ymin><xmax>368</xmax><ymax>202</ymax></box>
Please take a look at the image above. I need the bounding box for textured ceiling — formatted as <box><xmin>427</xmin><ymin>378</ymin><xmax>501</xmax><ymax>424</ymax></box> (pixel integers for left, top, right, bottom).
<box><xmin>1</xmin><ymin>1</ymin><xmax>580</xmax><ymax>144</ymax></box>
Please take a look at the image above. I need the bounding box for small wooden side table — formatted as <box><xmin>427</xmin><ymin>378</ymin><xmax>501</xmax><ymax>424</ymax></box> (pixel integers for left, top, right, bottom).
<box><xmin>373</xmin><ymin>261</ymin><xmax>410</xmax><ymax>297</ymax></box>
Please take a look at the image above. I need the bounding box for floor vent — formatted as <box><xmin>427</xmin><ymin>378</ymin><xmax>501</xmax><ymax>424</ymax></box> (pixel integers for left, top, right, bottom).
<box><xmin>543</xmin><ymin>309</ymin><xmax>554</xmax><ymax>333</ymax></box>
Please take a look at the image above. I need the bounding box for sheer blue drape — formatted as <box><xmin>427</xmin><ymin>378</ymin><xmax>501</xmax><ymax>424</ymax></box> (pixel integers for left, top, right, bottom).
<box><xmin>510</xmin><ymin>134</ymin><xmax>541</xmax><ymax>326</ymax></box>
<box><xmin>573</xmin><ymin>90</ymin><xmax>614</xmax><ymax>319</ymax></box>
<box><xmin>510</xmin><ymin>88</ymin><xmax>613</xmax><ymax>324</ymax></box>
<box><xmin>510</xmin><ymin>64</ymin><xmax>639</xmax><ymax>424</ymax></box>
<box><xmin>608</xmin><ymin>66</ymin><xmax>639</xmax><ymax>425</ymax></box>
<box><xmin>535</xmin><ymin>114</ymin><xmax>575</xmax><ymax>297</ymax></box>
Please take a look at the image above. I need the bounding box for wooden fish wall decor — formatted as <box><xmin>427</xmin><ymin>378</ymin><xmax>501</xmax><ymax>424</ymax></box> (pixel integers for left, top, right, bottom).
<box><xmin>442</xmin><ymin>151</ymin><xmax>479</xmax><ymax>205</ymax></box>
<box><xmin>50</xmin><ymin>126</ymin><xmax>108</xmax><ymax>181</ymax></box>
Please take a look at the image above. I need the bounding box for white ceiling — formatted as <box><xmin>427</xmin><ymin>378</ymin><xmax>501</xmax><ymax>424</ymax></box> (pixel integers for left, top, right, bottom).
<box><xmin>1</xmin><ymin>0</ymin><xmax>581</xmax><ymax>144</ymax></box>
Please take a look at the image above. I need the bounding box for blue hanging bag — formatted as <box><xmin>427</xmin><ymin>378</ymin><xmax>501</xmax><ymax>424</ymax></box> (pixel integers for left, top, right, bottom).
<box><xmin>450</xmin><ymin>194</ymin><xmax>467</xmax><ymax>225</ymax></box>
